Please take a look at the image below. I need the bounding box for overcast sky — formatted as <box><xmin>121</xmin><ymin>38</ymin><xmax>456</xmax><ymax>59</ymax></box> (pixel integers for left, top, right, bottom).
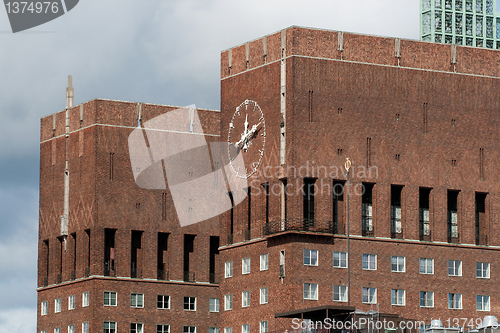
<box><xmin>0</xmin><ymin>0</ymin><xmax>419</xmax><ymax>331</ymax></box>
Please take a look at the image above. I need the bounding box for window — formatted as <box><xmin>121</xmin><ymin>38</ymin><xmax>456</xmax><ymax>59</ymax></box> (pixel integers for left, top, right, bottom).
<box><xmin>157</xmin><ymin>325</ymin><xmax>170</xmax><ymax>333</ymax></box>
<box><xmin>448</xmin><ymin>191</ymin><xmax>459</xmax><ymax>240</ymax></box>
<box><xmin>333</xmin><ymin>252</ymin><xmax>347</xmax><ymax>268</ymax></box>
<box><xmin>41</xmin><ymin>330</ymin><xmax>47</xmax><ymax>333</ymax></box>
<box><xmin>209</xmin><ymin>298</ymin><xmax>219</xmax><ymax>312</ymax></box>
<box><xmin>448</xmin><ymin>260</ymin><xmax>462</xmax><ymax>276</ymax></box>
<box><xmin>183</xmin><ymin>326</ymin><xmax>196</xmax><ymax>333</ymax></box>
<box><xmin>303</xmin><ymin>249</ymin><xmax>318</xmax><ymax>266</ymax></box>
<box><xmin>362</xmin><ymin>254</ymin><xmax>377</xmax><ymax>270</ymax></box>
<box><xmin>477</xmin><ymin>295</ymin><xmax>490</xmax><ymax>311</ymax></box>
<box><xmin>333</xmin><ymin>285</ymin><xmax>347</xmax><ymax>302</ymax></box>
<box><xmin>55</xmin><ymin>298</ymin><xmax>61</xmax><ymax>313</ymax></box>
<box><xmin>391</xmin><ymin>186</ymin><xmax>403</xmax><ymax>236</ymax></box>
<box><xmin>68</xmin><ymin>325</ymin><xmax>74</xmax><ymax>333</ymax></box>
<box><xmin>224</xmin><ymin>328</ymin><xmax>232</xmax><ymax>333</ymax></box>
<box><xmin>130</xmin><ymin>293</ymin><xmax>144</xmax><ymax>308</ymax></box>
<box><xmin>260</xmin><ymin>287</ymin><xmax>268</xmax><ymax>304</ymax></box>
<box><xmin>225</xmin><ymin>261</ymin><xmax>233</xmax><ymax>278</ymax></box>
<box><xmin>260</xmin><ymin>254</ymin><xmax>268</xmax><ymax>271</ymax></box>
<box><xmin>448</xmin><ymin>293</ymin><xmax>462</xmax><ymax>309</ymax></box>
<box><xmin>210</xmin><ymin>328</ymin><xmax>219</xmax><ymax>333</ymax></box>
<box><xmin>41</xmin><ymin>301</ymin><xmax>48</xmax><ymax>316</ymax></box>
<box><xmin>104</xmin><ymin>292</ymin><xmax>117</xmax><ymax>306</ymax></box>
<box><xmin>419</xmin><ymin>258</ymin><xmax>434</xmax><ymax>274</ymax></box>
<box><xmin>420</xmin><ymin>291</ymin><xmax>434</xmax><ymax>307</ymax></box>
<box><xmin>82</xmin><ymin>322</ymin><xmax>89</xmax><ymax>333</ymax></box>
<box><xmin>362</xmin><ymin>287</ymin><xmax>377</xmax><ymax>304</ymax></box>
<box><xmin>303</xmin><ymin>283</ymin><xmax>318</xmax><ymax>300</ymax></box>
<box><xmin>68</xmin><ymin>295</ymin><xmax>75</xmax><ymax>310</ymax></box>
<box><xmin>224</xmin><ymin>294</ymin><xmax>233</xmax><ymax>310</ymax></box>
<box><xmin>82</xmin><ymin>291</ymin><xmax>89</xmax><ymax>307</ymax></box>
<box><xmin>362</xmin><ymin>183</ymin><xmax>373</xmax><ymax>235</ymax></box>
<box><xmin>242</xmin><ymin>324</ymin><xmax>250</xmax><ymax>333</ymax></box>
<box><xmin>391</xmin><ymin>289</ymin><xmax>405</xmax><ymax>306</ymax></box>
<box><xmin>304</xmin><ymin>178</ymin><xmax>315</xmax><ymax>221</ymax></box>
<box><xmin>260</xmin><ymin>321</ymin><xmax>268</xmax><ymax>333</ymax></box>
<box><xmin>104</xmin><ymin>321</ymin><xmax>117</xmax><ymax>333</ymax></box>
<box><xmin>184</xmin><ymin>297</ymin><xmax>196</xmax><ymax>311</ymax></box>
<box><xmin>242</xmin><ymin>291</ymin><xmax>250</xmax><ymax>307</ymax></box>
<box><xmin>391</xmin><ymin>256</ymin><xmax>405</xmax><ymax>272</ymax></box>
<box><xmin>419</xmin><ymin>188</ymin><xmax>431</xmax><ymax>238</ymax></box>
<box><xmin>242</xmin><ymin>258</ymin><xmax>250</xmax><ymax>274</ymax></box>
<box><xmin>476</xmin><ymin>262</ymin><xmax>490</xmax><ymax>278</ymax></box>
<box><xmin>157</xmin><ymin>295</ymin><xmax>170</xmax><ymax>309</ymax></box>
<box><xmin>54</xmin><ymin>328</ymin><xmax>61</xmax><ymax>333</ymax></box>
<box><xmin>130</xmin><ymin>323</ymin><xmax>143</xmax><ymax>333</ymax></box>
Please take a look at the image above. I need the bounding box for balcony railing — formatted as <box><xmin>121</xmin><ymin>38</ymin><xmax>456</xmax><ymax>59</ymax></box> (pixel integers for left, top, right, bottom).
<box><xmin>157</xmin><ymin>269</ymin><xmax>169</xmax><ymax>281</ymax></box>
<box><xmin>184</xmin><ymin>271</ymin><xmax>195</xmax><ymax>282</ymax></box>
<box><xmin>263</xmin><ymin>218</ymin><xmax>334</xmax><ymax>236</ymax></box>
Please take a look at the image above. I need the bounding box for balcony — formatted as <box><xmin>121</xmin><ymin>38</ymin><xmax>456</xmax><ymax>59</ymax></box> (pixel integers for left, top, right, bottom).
<box><xmin>157</xmin><ymin>269</ymin><xmax>169</xmax><ymax>281</ymax></box>
<box><xmin>184</xmin><ymin>271</ymin><xmax>195</xmax><ymax>282</ymax></box>
<box><xmin>263</xmin><ymin>218</ymin><xmax>334</xmax><ymax>236</ymax></box>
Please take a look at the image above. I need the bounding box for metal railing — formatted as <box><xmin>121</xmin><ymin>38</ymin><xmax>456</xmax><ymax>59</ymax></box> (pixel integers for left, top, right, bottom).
<box><xmin>184</xmin><ymin>271</ymin><xmax>195</xmax><ymax>282</ymax></box>
<box><xmin>263</xmin><ymin>218</ymin><xmax>334</xmax><ymax>236</ymax></box>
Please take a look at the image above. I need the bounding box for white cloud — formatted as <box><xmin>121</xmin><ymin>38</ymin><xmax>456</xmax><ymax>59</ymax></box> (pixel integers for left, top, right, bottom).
<box><xmin>0</xmin><ymin>308</ymin><xmax>36</xmax><ymax>333</ymax></box>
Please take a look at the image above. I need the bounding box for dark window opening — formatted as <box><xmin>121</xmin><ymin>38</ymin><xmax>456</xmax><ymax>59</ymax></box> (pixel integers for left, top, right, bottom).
<box><xmin>419</xmin><ymin>188</ymin><xmax>431</xmax><ymax>241</ymax></box>
<box><xmin>71</xmin><ymin>233</ymin><xmax>77</xmax><ymax>280</ymax></box>
<box><xmin>57</xmin><ymin>237</ymin><xmax>63</xmax><ymax>284</ymax></box>
<box><xmin>366</xmin><ymin>138</ymin><xmax>372</xmax><ymax>167</ymax></box>
<box><xmin>476</xmin><ymin>193</ymin><xmax>488</xmax><ymax>245</ymax></box>
<box><xmin>362</xmin><ymin>183</ymin><xmax>374</xmax><ymax>236</ymax></box>
<box><xmin>228</xmin><ymin>192</ymin><xmax>234</xmax><ymax>245</ymax></box>
<box><xmin>280</xmin><ymin>179</ymin><xmax>287</xmax><ymax>221</ymax></box>
<box><xmin>333</xmin><ymin>181</ymin><xmax>345</xmax><ymax>234</ymax></box>
<box><xmin>109</xmin><ymin>152</ymin><xmax>114</xmax><ymax>180</ymax></box>
<box><xmin>43</xmin><ymin>240</ymin><xmax>49</xmax><ymax>286</ymax></box>
<box><xmin>84</xmin><ymin>229</ymin><xmax>90</xmax><ymax>277</ymax></box>
<box><xmin>209</xmin><ymin>236</ymin><xmax>219</xmax><ymax>283</ymax></box>
<box><xmin>131</xmin><ymin>231</ymin><xmax>143</xmax><ymax>278</ymax></box>
<box><xmin>308</xmin><ymin>91</ymin><xmax>314</xmax><ymax>122</ymax></box>
<box><xmin>162</xmin><ymin>192</ymin><xmax>167</xmax><ymax>221</ymax></box>
<box><xmin>391</xmin><ymin>186</ymin><xmax>403</xmax><ymax>238</ymax></box>
<box><xmin>262</xmin><ymin>183</ymin><xmax>270</xmax><ymax>225</ymax></box>
<box><xmin>246</xmin><ymin>188</ymin><xmax>251</xmax><ymax>240</ymax></box>
<box><xmin>183</xmin><ymin>234</ymin><xmax>196</xmax><ymax>282</ymax></box>
<box><xmin>104</xmin><ymin>229</ymin><xmax>116</xmax><ymax>276</ymax></box>
<box><xmin>157</xmin><ymin>232</ymin><xmax>169</xmax><ymax>280</ymax></box>
<box><xmin>303</xmin><ymin>178</ymin><xmax>316</xmax><ymax>224</ymax></box>
<box><xmin>448</xmin><ymin>191</ymin><xmax>459</xmax><ymax>243</ymax></box>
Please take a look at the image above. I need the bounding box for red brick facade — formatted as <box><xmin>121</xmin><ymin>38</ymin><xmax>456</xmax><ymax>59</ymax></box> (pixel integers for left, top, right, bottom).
<box><xmin>38</xmin><ymin>26</ymin><xmax>500</xmax><ymax>333</ymax></box>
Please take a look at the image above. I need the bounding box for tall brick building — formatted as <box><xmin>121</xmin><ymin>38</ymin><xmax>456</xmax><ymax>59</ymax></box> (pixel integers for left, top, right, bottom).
<box><xmin>38</xmin><ymin>26</ymin><xmax>500</xmax><ymax>333</ymax></box>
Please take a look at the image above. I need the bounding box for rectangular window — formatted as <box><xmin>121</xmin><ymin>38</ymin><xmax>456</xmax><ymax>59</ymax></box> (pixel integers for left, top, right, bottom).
<box><xmin>390</xmin><ymin>186</ymin><xmax>403</xmax><ymax>237</ymax></box>
<box><xmin>224</xmin><ymin>328</ymin><xmax>232</xmax><ymax>333</ymax></box>
<box><xmin>82</xmin><ymin>322</ymin><xmax>89</xmax><ymax>333</ymax></box>
<box><xmin>391</xmin><ymin>256</ymin><xmax>405</xmax><ymax>272</ymax></box>
<box><xmin>333</xmin><ymin>285</ymin><xmax>347</xmax><ymax>302</ymax></box>
<box><xmin>448</xmin><ymin>191</ymin><xmax>459</xmax><ymax>241</ymax></box>
<box><xmin>363</xmin><ymin>287</ymin><xmax>377</xmax><ymax>304</ymax></box>
<box><xmin>448</xmin><ymin>293</ymin><xmax>462</xmax><ymax>309</ymax></box>
<box><xmin>303</xmin><ymin>283</ymin><xmax>318</xmax><ymax>300</ymax></box>
<box><xmin>104</xmin><ymin>321</ymin><xmax>117</xmax><ymax>333</ymax></box>
<box><xmin>242</xmin><ymin>291</ymin><xmax>250</xmax><ymax>307</ymax></box>
<box><xmin>242</xmin><ymin>324</ymin><xmax>250</xmax><ymax>333</ymax></box>
<box><xmin>68</xmin><ymin>295</ymin><xmax>75</xmax><ymax>310</ymax></box>
<box><xmin>476</xmin><ymin>193</ymin><xmax>488</xmax><ymax>245</ymax></box>
<box><xmin>55</xmin><ymin>298</ymin><xmax>61</xmax><ymax>313</ymax></box>
<box><xmin>420</xmin><ymin>291</ymin><xmax>434</xmax><ymax>307</ymax></box>
<box><xmin>41</xmin><ymin>301</ymin><xmax>48</xmax><ymax>316</ymax></box>
<box><xmin>82</xmin><ymin>291</ymin><xmax>89</xmax><ymax>307</ymax></box>
<box><xmin>183</xmin><ymin>326</ymin><xmax>196</xmax><ymax>333</ymax></box>
<box><xmin>448</xmin><ymin>260</ymin><xmax>462</xmax><ymax>276</ymax></box>
<box><xmin>362</xmin><ymin>184</ymin><xmax>374</xmax><ymax>235</ymax></box>
<box><xmin>260</xmin><ymin>287</ymin><xmax>268</xmax><ymax>304</ymax></box>
<box><xmin>242</xmin><ymin>258</ymin><xmax>250</xmax><ymax>274</ymax></box>
<box><xmin>303</xmin><ymin>249</ymin><xmax>318</xmax><ymax>266</ymax></box>
<box><xmin>477</xmin><ymin>295</ymin><xmax>490</xmax><ymax>311</ymax></box>
<box><xmin>104</xmin><ymin>292</ymin><xmax>117</xmax><ymax>306</ymax></box>
<box><xmin>391</xmin><ymin>289</ymin><xmax>405</xmax><ymax>306</ymax></box>
<box><xmin>157</xmin><ymin>325</ymin><xmax>170</xmax><ymax>333</ymax></box>
<box><xmin>42</xmin><ymin>330</ymin><xmax>47</xmax><ymax>333</ymax></box>
<box><xmin>260</xmin><ymin>254</ymin><xmax>268</xmax><ymax>271</ymax></box>
<box><xmin>210</xmin><ymin>328</ymin><xmax>219</xmax><ymax>333</ymax></box>
<box><xmin>362</xmin><ymin>254</ymin><xmax>377</xmax><ymax>270</ymax></box>
<box><xmin>183</xmin><ymin>297</ymin><xmax>196</xmax><ymax>311</ymax></box>
<box><xmin>420</xmin><ymin>258</ymin><xmax>434</xmax><ymax>274</ymax></box>
<box><xmin>303</xmin><ymin>178</ymin><xmax>315</xmax><ymax>221</ymax></box>
<box><xmin>419</xmin><ymin>188</ymin><xmax>431</xmax><ymax>239</ymax></box>
<box><xmin>477</xmin><ymin>262</ymin><xmax>490</xmax><ymax>278</ymax></box>
<box><xmin>130</xmin><ymin>323</ymin><xmax>143</xmax><ymax>333</ymax></box>
<box><xmin>224</xmin><ymin>294</ymin><xmax>233</xmax><ymax>311</ymax></box>
<box><xmin>157</xmin><ymin>295</ymin><xmax>170</xmax><ymax>309</ymax></box>
<box><xmin>68</xmin><ymin>325</ymin><xmax>74</xmax><ymax>333</ymax></box>
<box><xmin>333</xmin><ymin>252</ymin><xmax>348</xmax><ymax>268</ymax></box>
<box><xmin>54</xmin><ymin>328</ymin><xmax>61</xmax><ymax>333</ymax></box>
<box><xmin>130</xmin><ymin>293</ymin><xmax>144</xmax><ymax>308</ymax></box>
<box><xmin>260</xmin><ymin>321</ymin><xmax>268</xmax><ymax>333</ymax></box>
<box><xmin>225</xmin><ymin>261</ymin><xmax>233</xmax><ymax>278</ymax></box>
<box><xmin>209</xmin><ymin>298</ymin><xmax>219</xmax><ymax>312</ymax></box>
<box><xmin>279</xmin><ymin>250</ymin><xmax>285</xmax><ymax>277</ymax></box>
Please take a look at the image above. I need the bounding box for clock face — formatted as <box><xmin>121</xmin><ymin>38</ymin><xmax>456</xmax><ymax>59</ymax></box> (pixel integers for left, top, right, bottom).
<box><xmin>227</xmin><ymin>100</ymin><xmax>266</xmax><ymax>179</ymax></box>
